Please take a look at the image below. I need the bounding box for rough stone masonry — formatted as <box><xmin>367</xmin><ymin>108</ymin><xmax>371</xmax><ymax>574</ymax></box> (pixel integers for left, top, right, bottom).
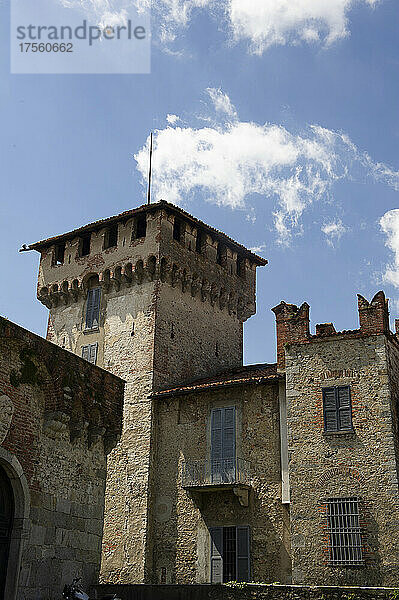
<box><xmin>21</xmin><ymin>199</ymin><xmax>399</xmax><ymax>588</ymax></box>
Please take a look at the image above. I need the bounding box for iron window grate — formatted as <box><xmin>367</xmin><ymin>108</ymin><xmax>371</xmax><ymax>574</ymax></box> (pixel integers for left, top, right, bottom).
<box><xmin>327</xmin><ymin>497</ymin><xmax>364</xmax><ymax>566</ymax></box>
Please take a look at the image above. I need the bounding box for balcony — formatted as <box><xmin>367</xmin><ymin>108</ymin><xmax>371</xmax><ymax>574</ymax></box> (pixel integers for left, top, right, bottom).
<box><xmin>182</xmin><ymin>458</ymin><xmax>251</xmax><ymax>506</ymax></box>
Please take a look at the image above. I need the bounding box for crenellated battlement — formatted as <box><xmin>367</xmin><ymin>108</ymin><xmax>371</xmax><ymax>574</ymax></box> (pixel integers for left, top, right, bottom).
<box><xmin>32</xmin><ymin>201</ymin><xmax>265</xmax><ymax>323</ymax></box>
<box><xmin>272</xmin><ymin>291</ymin><xmax>393</xmax><ymax>370</ymax></box>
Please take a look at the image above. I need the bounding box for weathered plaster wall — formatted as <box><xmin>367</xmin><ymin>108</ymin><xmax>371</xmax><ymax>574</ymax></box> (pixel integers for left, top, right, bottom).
<box><xmin>0</xmin><ymin>317</ymin><xmax>124</xmax><ymax>600</ymax></box>
<box><xmin>151</xmin><ymin>382</ymin><xmax>291</xmax><ymax>585</ymax></box>
<box><xmin>285</xmin><ymin>333</ymin><xmax>399</xmax><ymax>586</ymax></box>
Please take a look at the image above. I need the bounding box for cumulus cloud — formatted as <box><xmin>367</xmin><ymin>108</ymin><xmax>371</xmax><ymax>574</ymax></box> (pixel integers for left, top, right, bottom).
<box><xmin>146</xmin><ymin>0</ymin><xmax>381</xmax><ymax>54</ymax></box>
<box><xmin>135</xmin><ymin>89</ymin><xmax>399</xmax><ymax>245</ymax></box>
<box><xmin>57</xmin><ymin>0</ymin><xmax>382</xmax><ymax>54</ymax></box>
<box><xmin>228</xmin><ymin>0</ymin><xmax>379</xmax><ymax>54</ymax></box>
<box><xmin>380</xmin><ymin>210</ymin><xmax>399</xmax><ymax>287</ymax></box>
<box><xmin>321</xmin><ymin>219</ymin><xmax>347</xmax><ymax>247</ymax></box>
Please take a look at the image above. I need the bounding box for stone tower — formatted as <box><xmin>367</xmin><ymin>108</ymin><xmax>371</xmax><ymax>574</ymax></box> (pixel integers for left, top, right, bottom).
<box><xmin>29</xmin><ymin>200</ymin><xmax>267</xmax><ymax>583</ymax></box>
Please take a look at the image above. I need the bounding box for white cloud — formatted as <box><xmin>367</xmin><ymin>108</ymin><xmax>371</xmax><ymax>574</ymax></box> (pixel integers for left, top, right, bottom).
<box><xmin>228</xmin><ymin>0</ymin><xmax>379</xmax><ymax>54</ymax></box>
<box><xmin>135</xmin><ymin>89</ymin><xmax>399</xmax><ymax>245</ymax></box>
<box><xmin>206</xmin><ymin>87</ymin><xmax>237</xmax><ymax>119</ymax></box>
<box><xmin>148</xmin><ymin>0</ymin><xmax>381</xmax><ymax>54</ymax></box>
<box><xmin>167</xmin><ymin>114</ymin><xmax>180</xmax><ymax>125</ymax></box>
<box><xmin>321</xmin><ymin>219</ymin><xmax>347</xmax><ymax>247</ymax></box>
<box><xmin>57</xmin><ymin>0</ymin><xmax>382</xmax><ymax>54</ymax></box>
<box><xmin>380</xmin><ymin>210</ymin><xmax>399</xmax><ymax>287</ymax></box>
<box><xmin>249</xmin><ymin>243</ymin><xmax>267</xmax><ymax>254</ymax></box>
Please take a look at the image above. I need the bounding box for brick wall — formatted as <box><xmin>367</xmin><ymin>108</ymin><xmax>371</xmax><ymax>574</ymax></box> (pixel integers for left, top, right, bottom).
<box><xmin>0</xmin><ymin>316</ymin><xmax>124</xmax><ymax>600</ymax></box>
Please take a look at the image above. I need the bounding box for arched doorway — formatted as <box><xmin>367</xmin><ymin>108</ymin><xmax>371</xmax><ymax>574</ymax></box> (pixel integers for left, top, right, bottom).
<box><xmin>0</xmin><ymin>465</ymin><xmax>14</xmax><ymax>600</ymax></box>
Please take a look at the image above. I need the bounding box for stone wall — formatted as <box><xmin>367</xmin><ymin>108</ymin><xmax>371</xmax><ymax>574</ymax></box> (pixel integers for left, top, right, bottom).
<box><xmin>150</xmin><ymin>381</ymin><xmax>291</xmax><ymax>585</ymax></box>
<box><xmin>33</xmin><ymin>202</ymin><xmax>266</xmax><ymax>585</ymax></box>
<box><xmin>0</xmin><ymin>316</ymin><xmax>124</xmax><ymax>600</ymax></box>
<box><xmin>284</xmin><ymin>326</ymin><xmax>399</xmax><ymax>586</ymax></box>
<box><xmin>91</xmin><ymin>583</ymin><xmax>399</xmax><ymax>600</ymax></box>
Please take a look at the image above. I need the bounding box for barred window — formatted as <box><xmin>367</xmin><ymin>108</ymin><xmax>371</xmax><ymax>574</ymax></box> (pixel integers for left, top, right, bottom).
<box><xmin>327</xmin><ymin>497</ymin><xmax>364</xmax><ymax>566</ymax></box>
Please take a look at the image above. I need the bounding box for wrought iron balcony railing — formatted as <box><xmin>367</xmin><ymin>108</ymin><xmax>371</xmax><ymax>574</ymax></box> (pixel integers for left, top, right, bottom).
<box><xmin>182</xmin><ymin>457</ymin><xmax>251</xmax><ymax>489</ymax></box>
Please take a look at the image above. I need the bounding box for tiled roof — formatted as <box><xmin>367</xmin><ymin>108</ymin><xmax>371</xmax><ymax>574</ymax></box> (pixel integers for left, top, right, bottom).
<box><xmin>26</xmin><ymin>200</ymin><xmax>267</xmax><ymax>265</ymax></box>
<box><xmin>152</xmin><ymin>363</ymin><xmax>280</xmax><ymax>398</ymax></box>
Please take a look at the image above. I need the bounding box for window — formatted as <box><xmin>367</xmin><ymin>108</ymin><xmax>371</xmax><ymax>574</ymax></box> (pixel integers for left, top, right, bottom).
<box><xmin>210</xmin><ymin>526</ymin><xmax>250</xmax><ymax>583</ymax></box>
<box><xmin>104</xmin><ymin>224</ymin><xmax>118</xmax><ymax>249</ymax></box>
<box><xmin>85</xmin><ymin>287</ymin><xmax>101</xmax><ymax>330</ymax></box>
<box><xmin>196</xmin><ymin>230</ymin><xmax>204</xmax><ymax>254</ymax></box>
<box><xmin>82</xmin><ymin>343</ymin><xmax>98</xmax><ymax>365</ymax></box>
<box><xmin>216</xmin><ymin>243</ymin><xmax>227</xmax><ymax>267</ymax></box>
<box><xmin>54</xmin><ymin>243</ymin><xmax>65</xmax><ymax>265</ymax></box>
<box><xmin>80</xmin><ymin>234</ymin><xmax>91</xmax><ymax>256</ymax></box>
<box><xmin>323</xmin><ymin>386</ymin><xmax>353</xmax><ymax>432</ymax></box>
<box><xmin>327</xmin><ymin>497</ymin><xmax>363</xmax><ymax>566</ymax></box>
<box><xmin>173</xmin><ymin>218</ymin><xmax>182</xmax><ymax>242</ymax></box>
<box><xmin>211</xmin><ymin>407</ymin><xmax>236</xmax><ymax>484</ymax></box>
<box><xmin>136</xmin><ymin>215</ymin><xmax>147</xmax><ymax>239</ymax></box>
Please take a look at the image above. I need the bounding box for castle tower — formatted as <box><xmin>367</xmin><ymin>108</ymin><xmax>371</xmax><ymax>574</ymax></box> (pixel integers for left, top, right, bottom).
<box><xmin>28</xmin><ymin>200</ymin><xmax>267</xmax><ymax>583</ymax></box>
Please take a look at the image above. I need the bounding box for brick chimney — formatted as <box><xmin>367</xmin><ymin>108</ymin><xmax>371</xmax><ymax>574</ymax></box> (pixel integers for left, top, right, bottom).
<box><xmin>357</xmin><ymin>291</ymin><xmax>390</xmax><ymax>335</ymax></box>
<box><xmin>272</xmin><ymin>301</ymin><xmax>310</xmax><ymax>371</ymax></box>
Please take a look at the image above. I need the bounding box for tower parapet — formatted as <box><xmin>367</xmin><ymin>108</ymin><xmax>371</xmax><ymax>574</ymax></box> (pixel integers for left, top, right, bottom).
<box><xmin>32</xmin><ymin>200</ymin><xmax>265</xmax><ymax>325</ymax></box>
<box><xmin>27</xmin><ymin>200</ymin><xmax>267</xmax><ymax>583</ymax></box>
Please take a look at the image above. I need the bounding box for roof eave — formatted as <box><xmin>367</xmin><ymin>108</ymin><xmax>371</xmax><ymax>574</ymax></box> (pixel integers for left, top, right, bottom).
<box><xmin>152</xmin><ymin>373</ymin><xmax>283</xmax><ymax>399</ymax></box>
<box><xmin>24</xmin><ymin>200</ymin><xmax>268</xmax><ymax>265</ymax></box>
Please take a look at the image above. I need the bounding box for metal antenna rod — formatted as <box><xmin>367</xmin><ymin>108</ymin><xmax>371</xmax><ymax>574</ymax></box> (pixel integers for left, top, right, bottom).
<box><xmin>147</xmin><ymin>131</ymin><xmax>153</xmax><ymax>205</ymax></box>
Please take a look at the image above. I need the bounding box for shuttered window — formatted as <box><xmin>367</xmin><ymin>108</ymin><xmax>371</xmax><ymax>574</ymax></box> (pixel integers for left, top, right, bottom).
<box><xmin>211</xmin><ymin>407</ymin><xmax>236</xmax><ymax>483</ymax></box>
<box><xmin>323</xmin><ymin>386</ymin><xmax>353</xmax><ymax>432</ymax></box>
<box><xmin>210</xmin><ymin>526</ymin><xmax>250</xmax><ymax>583</ymax></box>
<box><xmin>327</xmin><ymin>497</ymin><xmax>363</xmax><ymax>566</ymax></box>
<box><xmin>85</xmin><ymin>288</ymin><xmax>101</xmax><ymax>330</ymax></box>
<box><xmin>81</xmin><ymin>343</ymin><xmax>98</xmax><ymax>365</ymax></box>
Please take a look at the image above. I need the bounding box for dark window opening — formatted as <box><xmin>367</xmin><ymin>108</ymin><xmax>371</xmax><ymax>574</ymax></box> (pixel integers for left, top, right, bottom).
<box><xmin>217</xmin><ymin>243</ymin><xmax>227</xmax><ymax>267</ymax></box>
<box><xmin>85</xmin><ymin>287</ymin><xmax>101</xmax><ymax>330</ymax></box>
<box><xmin>80</xmin><ymin>234</ymin><xmax>91</xmax><ymax>257</ymax></box>
<box><xmin>327</xmin><ymin>497</ymin><xmax>363</xmax><ymax>566</ymax></box>
<box><xmin>171</xmin><ymin>323</ymin><xmax>175</xmax><ymax>339</ymax></box>
<box><xmin>82</xmin><ymin>343</ymin><xmax>98</xmax><ymax>365</ymax></box>
<box><xmin>237</xmin><ymin>256</ymin><xmax>245</xmax><ymax>277</ymax></box>
<box><xmin>136</xmin><ymin>215</ymin><xmax>147</xmax><ymax>239</ymax></box>
<box><xmin>196</xmin><ymin>230</ymin><xmax>204</xmax><ymax>254</ymax></box>
<box><xmin>54</xmin><ymin>243</ymin><xmax>65</xmax><ymax>265</ymax></box>
<box><xmin>173</xmin><ymin>218</ymin><xmax>182</xmax><ymax>242</ymax></box>
<box><xmin>210</xmin><ymin>526</ymin><xmax>250</xmax><ymax>583</ymax></box>
<box><xmin>105</xmin><ymin>224</ymin><xmax>118</xmax><ymax>249</ymax></box>
<box><xmin>131</xmin><ymin>322</ymin><xmax>135</xmax><ymax>337</ymax></box>
<box><xmin>215</xmin><ymin>342</ymin><xmax>219</xmax><ymax>357</ymax></box>
<box><xmin>323</xmin><ymin>386</ymin><xmax>353</xmax><ymax>432</ymax></box>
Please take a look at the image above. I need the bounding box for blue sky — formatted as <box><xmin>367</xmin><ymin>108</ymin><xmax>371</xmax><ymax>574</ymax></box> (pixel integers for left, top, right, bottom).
<box><xmin>1</xmin><ymin>0</ymin><xmax>399</xmax><ymax>364</ymax></box>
